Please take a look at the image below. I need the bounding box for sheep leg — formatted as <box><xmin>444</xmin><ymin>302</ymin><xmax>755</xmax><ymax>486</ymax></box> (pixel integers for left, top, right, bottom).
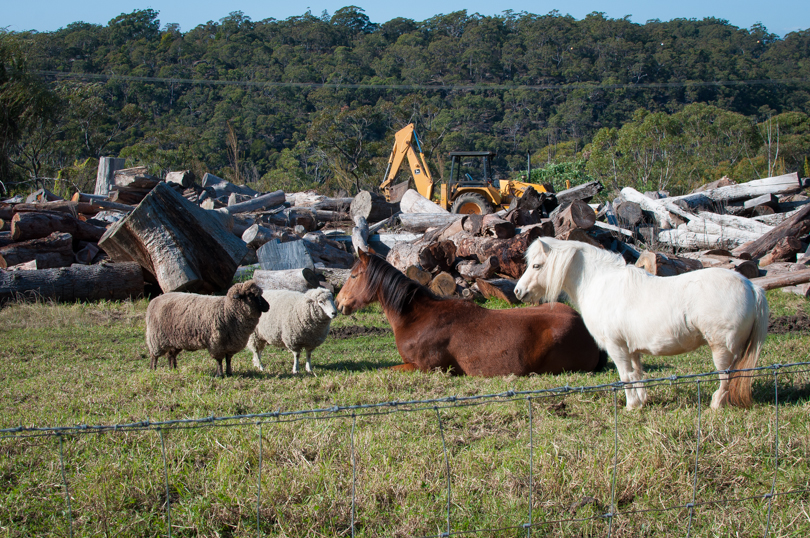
<box><xmin>292</xmin><ymin>351</ymin><xmax>301</xmax><ymax>375</ymax></box>
<box><xmin>214</xmin><ymin>357</ymin><xmax>225</xmax><ymax>378</ymax></box>
<box><xmin>225</xmin><ymin>355</ymin><xmax>233</xmax><ymax>377</ymax></box>
<box><xmin>304</xmin><ymin>350</ymin><xmax>315</xmax><ymax>375</ymax></box>
<box><xmin>168</xmin><ymin>350</ymin><xmax>179</xmax><ymax>369</ymax></box>
<box><xmin>248</xmin><ymin>334</ymin><xmax>266</xmax><ymax>371</ymax></box>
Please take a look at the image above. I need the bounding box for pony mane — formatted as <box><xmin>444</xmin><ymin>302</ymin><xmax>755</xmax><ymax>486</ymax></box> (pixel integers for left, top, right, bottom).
<box><xmin>365</xmin><ymin>255</ymin><xmax>440</xmax><ymax>314</ymax></box>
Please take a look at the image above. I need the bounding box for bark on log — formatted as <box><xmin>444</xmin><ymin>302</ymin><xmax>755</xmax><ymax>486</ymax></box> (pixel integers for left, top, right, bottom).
<box><xmin>635</xmin><ymin>251</ymin><xmax>702</xmax><ymax>276</ymax></box>
<box><xmin>165</xmin><ymin>170</ymin><xmax>194</xmax><ymax>189</ymax></box>
<box><xmin>399</xmin><ymin>188</ymin><xmax>448</xmax><ymax>214</ymax></box>
<box><xmin>418</xmin><ymin>241</ymin><xmax>457</xmax><ymax>273</ymax></box>
<box><xmin>552</xmin><ymin>199</ymin><xmax>596</xmax><ymax>236</ymax></box>
<box><xmin>0</xmin><ymin>232</ymin><xmax>74</xmax><ymax>269</ymax></box>
<box><xmin>74</xmin><ymin>242</ymin><xmax>100</xmax><ymax>265</ymax></box>
<box><xmin>743</xmin><ymin>193</ymin><xmax>779</xmax><ymax>210</ymax></box>
<box><xmin>241</xmin><ymin>223</ymin><xmax>294</xmax><ymax>249</ymax></box>
<box><xmin>475</xmin><ymin>278</ymin><xmax>519</xmax><ymax>304</ymax></box>
<box><xmin>557</xmin><ymin>228</ymin><xmax>604</xmax><ymax>248</ymax></box>
<box><xmin>11</xmin><ymin>211</ymin><xmax>107</xmax><ymax>242</ymax></box>
<box><xmin>615</xmin><ymin>201</ymin><xmax>643</xmax><ymax>228</ymax></box>
<box><xmin>225</xmin><ymin>190</ymin><xmax>285</xmax><ymax>214</ymax></box>
<box><xmin>350</xmin><ymin>190</ymin><xmax>401</xmax><ymax>221</ymax></box>
<box><xmin>621</xmin><ymin>187</ymin><xmax>676</xmax><ymax>229</ymax></box>
<box><xmin>0</xmin><ymin>261</ymin><xmax>144</xmax><ymax>303</ymax></box>
<box><xmin>482</xmin><ymin>215</ymin><xmax>516</xmax><ymax>238</ymax></box>
<box><xmin>732</xmin><ymin>203</ymin><xmax>810</xmax><ymax>259</ymax></box>
<box><xmin>317</xmin><ymin>268</ymin><xmax>352</xmax><ymax>291</ymax></box>
<box><xmin>429</xmin><ymin>271</ymin><xmax>457</xmax><ymax>297</ymax></box>
<box><xmin>670</xmin><ymin>172</ymin><xmax>802</xmax><ymax>205</ymax></box>
<box><xmin>94</xmin><ymin>157</ymin><xmax>126</xmax><ymax>196</ymax></box>
<box><xmin>555</xmin><ymin>181</ymin><xmax>603</xmax><ymax>205</ymax></box>
<box><xmin>462</xmin><ymin>214</ymin><xmax>484</xmax><ymax>235</ymax></box>
<box><xmin>398</xmin><ymin>213</ymin><xmax>465</xmax><ymax>233</ymax></box>
<box><xmin>109</xmin><ymin>187</ymin><xmax>152</xmax><ymax>205</ymax></box>
<box><xmin>12</xmin><ymin>201</ymin><xmax>103</xmax><ymax>216</ymax></box>
<box><xmin>759</xmin><ymin>236</ymin><xmax>804</xmax><ymax>267</ymax></box>
<box><xmin>0</xmin><ymin>232</ymin><xmax>13</xmax><ymax>248</ymax></box>
<box><xmin>750</xmin><ymin>269</ymin><xmax>810</xmax><ymax>290</ymax></box>
<box><xmin>201</xmin><ymin>173</ymin><xmax>259</xmax><ymax>197</ymax></box>
<box><xmin>387</xmin><ymin>241</ymin><xmax>427</xmax><ymax>272</ymax></box>
<box><xmin>696</xmin><ymin>212</ymin><xmax>774</xmax><ymax>235</ymax></box>
<box><xmin>451</xmin><ymin>227</ymin><xmax>545</xmax><ymax>278</ymax></box>
<box><xmin>98</xmin><ymin>182</ymin><xmax>247</xmax><ymax>293</ymax></box>
<box><xmin>406</xmin><ymin>265</ymin><xmax>432</xmax><ymax>286</ymax></box>
<box><xmin>352</xmin><ymin>215</ymin><xmax>369</xmax><ymax>254</ymax></box>
<box><xmin>25</xmin><ymin>188</ymin><xmax>63</xmax><ymax>203</ymax></box>
<box><xmin>657</xmin><ymin>229</ymin><xmax>737</xmax><ymax>250</ymax></box>
<box><xmin>302</xmin><ymin>233</ymin><xmax>355</xmax><ymax>268</ymax></box>
<box><xmin>456</xmin><ymin>256</ymin><xmax>500</xmax><ymax>281</ymax></box>
<box><xmin>683</xmin><ymin>219</ymin><xmax>761</xmax><ymax>243</ymax></box>
<box><xmin>696</xmin><ymin>255</ymin><xmax>760</xmax><ymax>279</ymax></box>
<box><xmin>252</xmin><ymin>268</ymin><xmax>320</xmax><ymax>292</ymax></box>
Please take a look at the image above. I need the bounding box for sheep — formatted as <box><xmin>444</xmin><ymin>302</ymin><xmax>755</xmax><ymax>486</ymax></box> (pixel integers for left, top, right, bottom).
<box><xmin>248</xmin><ymin>287</ymin><xmax>338</xmax><ymax>375</ymax></box>
<box><xmin>145</xmin><ymin>279</ymin><xmax>270</xmax><ymax>377</ymax></box>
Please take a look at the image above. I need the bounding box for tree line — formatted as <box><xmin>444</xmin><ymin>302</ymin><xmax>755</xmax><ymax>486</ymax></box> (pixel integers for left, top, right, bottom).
<box><xmin>1</xmin><ymin>7</ymin><xmax>809</xmax><ymax>198</ymax></box>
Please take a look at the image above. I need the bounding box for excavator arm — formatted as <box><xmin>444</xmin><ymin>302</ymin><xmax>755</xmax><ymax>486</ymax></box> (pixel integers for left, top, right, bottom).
<box><xmin>380</xmin><ymin>124</ymin><xmax>434</xmax><ymax>202</ymax></box>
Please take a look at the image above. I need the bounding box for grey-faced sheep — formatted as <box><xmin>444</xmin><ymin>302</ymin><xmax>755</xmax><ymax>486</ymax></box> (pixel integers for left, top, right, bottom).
<box><xmin>145</xmin><ymin>279</ymin><xmax>270</xmax><ymax>377</ymax></box>
<box><xmin>248</xmin><ymin>288</ymin><xmax>338</xmax><ymax>374</ymax></box>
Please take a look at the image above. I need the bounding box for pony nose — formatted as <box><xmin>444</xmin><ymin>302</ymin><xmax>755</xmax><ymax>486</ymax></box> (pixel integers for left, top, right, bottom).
<box><xmin>514</xmin><ymin>286</ymin><xmax>524</xmax><ymax>300</ymax></box>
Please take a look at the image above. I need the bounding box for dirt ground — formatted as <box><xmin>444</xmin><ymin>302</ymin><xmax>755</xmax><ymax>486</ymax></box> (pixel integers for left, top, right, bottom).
<box><xmin>329</xmin><ymin>325</ymin><xmax>394</xmax><ymax>340</ymax></box>
<box><xmin>769</xmin><ymin>311</ymin><xmax>810</xmax><ymax>335</ymax></box>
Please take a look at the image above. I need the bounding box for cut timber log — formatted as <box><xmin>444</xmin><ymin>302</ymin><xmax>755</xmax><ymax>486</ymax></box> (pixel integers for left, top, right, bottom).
<box><xmin>317</xmin><ymin>267</ymin><xmax>352</xmax><ymax>291</ymax></box>
<box><xmin>98</xmin><ymin>182</ymin><xmax>247</xmax><ymax>293</ymax></box>
<box><xmin>475</xmin><ymin>278</ymin><xmax>519</xmax><ymax>304</ymax></box>
<box><xmin>759</xmin><ymin>236</ymin><xmax>804</xmax><ymax>267</ymax></box>
<box><xmin>657</xmin><ymin>229</ymin><xmax>737</xmax><ymax>250</ymax></box>
<box><xmin>165</xmin><ymin>170</ymin><xmax>195</xmax><ymax>189</ymax></box>
<box><xmin>11</xmin><ymin>211</ymin><xmax>107</xmax><ymax>242</ymax></box>
<box><xmin>400</xmin><ymin>188</ymin><xmax>448</xmax><ymax>214</ymax></box>
<box><xmin>0</xmin><ymin>261</ymin><xmax>144</xmax><ymax>303</ymax></box>
<box><xmin>482</xmin><ymin>215</ymin><xmax>516</xmax><ymax>238</ymax></box>
<box><xmin>0</xmin><ymin>232</ymin><xmax>74</xmax><ymax>269</ymax></box>
<box><xmin>398</xmin><ymin>213</ymin><xmax>465</xmax><ymax>233</ymax></box>
<box><xmin>555</xmin><ymin>181</ymin><xmax>603</xmax><ymax>205</ymax></box>
<box><xmin>696</xmin><ymin>255</ymin><xmax>760</xmax><ymax>279</ymax></box>
<box><xmin>732</xmin><ymin>203</ymin><xmax>810</xmax><ymax>260</ymax></box>
<box><xmin>12</xmin><ymin>201</ymin><xmax>102</xmax><ymax>216</ymax></box>
<box><xmin>25</xmin><ymin>188</ymin><xmax>63</xmax><ymax>203</ymax></box>
<box><xmin>429</xmin><ymin>272</ymin><xmax>457</xmax><ymax>297</ymax></box>
<box><xmin>683</xmin><ymin>219</ymin><xmax>760</xmax><ymax>243</ymax></box>
<box><xmin>252</xmin><ymin>268</ymin><xmax>320</xmax><ymax>293</ymax></box>
<box><xmin>94</xmin><ymin>157</ymin><xmax>126</xmax><ymax>196</ymax></box>
<box><xmin>743</xmin><ymin>193</ymin><xmax>779</xmax><ymax>210</ymax></box>
<box><xmin>456</xmin><ymin>256</ymin><xmax>500</xmax><ymax>281</ymax></box>
<box><xmin>406</xmin><ymin>265</ymin><xmax>432</xmax><ymax>286</ymax></box>
<box><xmin>635</xmin><ymin>251</ymin><xmax>702</xmax><ymax>277</ymax></box>
<box><xmin>351</xmin><ymin>215</ymin><xmax>369</xmax><ymax>254</ymax></box>
<box><xmin>751</xmin><ymin>269</ymin><xmax>810</xmax><ymax>291</ymax></box>
<box><xmin>302</xmin><ymin>233</ymin><xmax>355</xmax><ymax>269</ymax></box>
<box><xmin>451</xmin><ymin>227</ymin><xmax>546</xmax><ymax>279</ymax></box>
<box><xmin>257</xmin><ymin>240</ymin><xmax>315</xmax><ymax>271</ymax></box>
<box><xmin>418</xmin><ymin>241</ymin><xmax>457</xmax><ymax>273</ymax></box>
<box><xmin>552</xmin><ymin>199</ymin><xmax>596</xmax><ymax>236</ymax></box>
<box><xmin>696</xmin><ymin>212</ymin><xmax>774</xmax><ymax>235</ymax></box>
<box><xmin>225</xmin><ymin>190</ymin><xmax>285</xmax><ymax>214</ymax></box>
<box><xmin>350</xmin><ymin>190</ymin><xmax>400</xmax><ymax>221</ymax></box>
<box><xmin>620</xmin><ymin>187</ymin><xmax>676</xmax><ymax>229</ymax></box>
<box><xmin>615</xmin><ymin>201</ymin><xmax>643</xmax><ymax>228</ymax></box>
<box><xmin>241</xmin><ymin>223</ymin><xmax>295</xmax><ymax>249</ymax></box>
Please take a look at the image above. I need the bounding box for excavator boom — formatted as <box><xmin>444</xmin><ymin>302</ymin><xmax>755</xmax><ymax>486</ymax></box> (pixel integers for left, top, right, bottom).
<box><xmin>380</xmin><ymin>124</ymin><xmax>434</xmax><ymax>202</ymax></box>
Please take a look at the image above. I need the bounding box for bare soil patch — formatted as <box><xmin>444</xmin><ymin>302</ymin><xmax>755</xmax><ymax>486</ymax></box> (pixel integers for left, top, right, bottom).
<box><xmin>769</xmin><ymin>311</ymin><xmax>810</xmax><ymax>335</ymax></box>
<box><xmin>329</xmin><ymin>325</ymin><xmax>393</xmax><ymax>340</ymax></box>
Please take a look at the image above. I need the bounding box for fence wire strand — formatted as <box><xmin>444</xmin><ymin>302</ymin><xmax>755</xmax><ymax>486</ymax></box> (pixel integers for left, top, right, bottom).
<box><xmin>4</xmin><ymin>362</ymin><xmax>810</xmax><ymax>537</ymax></box>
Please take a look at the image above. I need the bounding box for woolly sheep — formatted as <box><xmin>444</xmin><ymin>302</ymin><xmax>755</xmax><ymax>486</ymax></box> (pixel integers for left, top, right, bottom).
<box><xmin>248</xmin><ymin>287</ymin><xmax>338</xmax><ymax>374</ymax></box>
<box><xmin>145</xmin><ymin>280</ymin><xmax>270</xmax><ymax>377</ymax></box>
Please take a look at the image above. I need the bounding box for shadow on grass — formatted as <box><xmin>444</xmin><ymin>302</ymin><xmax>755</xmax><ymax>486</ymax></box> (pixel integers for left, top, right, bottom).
<box><xmin>320</xmin><ymin>359</ymin><xmax>401</xmax><ymax>372</ymax></box>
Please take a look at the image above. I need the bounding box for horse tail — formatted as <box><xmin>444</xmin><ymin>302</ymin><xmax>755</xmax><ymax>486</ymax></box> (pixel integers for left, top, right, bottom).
<box><xmin>728</xmin><ymin>284</ymin><xmax>769</xmax><ymax>408</ymax></box>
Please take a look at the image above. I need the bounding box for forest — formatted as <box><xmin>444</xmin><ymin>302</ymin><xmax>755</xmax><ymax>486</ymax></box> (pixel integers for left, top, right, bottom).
<box><xmin>1</xmin><ymin>6</ymin><xmax>809</xmax><ymax>198</ymax></box>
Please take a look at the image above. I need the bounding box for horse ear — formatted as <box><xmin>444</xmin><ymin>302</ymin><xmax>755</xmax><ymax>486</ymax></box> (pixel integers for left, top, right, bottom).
<box><xmin>358</xmin><ymin>249</ymin><xmax>371</xmax><ymax>264</ymax></box>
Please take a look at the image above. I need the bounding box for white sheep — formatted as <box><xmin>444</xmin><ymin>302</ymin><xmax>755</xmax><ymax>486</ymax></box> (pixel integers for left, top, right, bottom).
<box><xmin>248</xmin><ymin>287</ymin><xmax>338</xmax><ymax>374</ymax></box>
<box><xmin>145</xmin><ymin>280</ymin><xmax>270</xmax><ymax>377</ymax></box>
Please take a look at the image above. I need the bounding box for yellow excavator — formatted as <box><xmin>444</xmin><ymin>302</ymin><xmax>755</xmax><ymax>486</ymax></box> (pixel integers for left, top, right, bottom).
<box><xmin>379</xmin><ymin>123</ymin><xmax>548</xmax><ymax>214</ymax></box>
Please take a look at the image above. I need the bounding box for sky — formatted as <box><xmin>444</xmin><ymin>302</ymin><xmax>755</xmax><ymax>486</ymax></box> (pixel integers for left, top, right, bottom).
<box><xmin>2</xmin><ymin>0</ymin><xmax>808</xmax><ymax>38</ymax></box>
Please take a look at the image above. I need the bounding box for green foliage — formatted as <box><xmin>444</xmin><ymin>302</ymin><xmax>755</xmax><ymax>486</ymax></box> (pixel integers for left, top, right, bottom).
<box><xmin>3</xmin><ymin>11</ymin><xmax>810</xmax><ymax>196</ymax></box>
<box><xmin>523</xmin><ymin>159</ymin><xmax>595</xmax><ymax>192</ymax></box>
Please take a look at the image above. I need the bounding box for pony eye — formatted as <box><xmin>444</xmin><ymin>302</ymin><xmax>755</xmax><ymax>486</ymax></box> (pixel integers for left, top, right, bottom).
<box><xmin>532</xmin><ymin>264</ymin><xmax>540</xmax><ymax>269</ymax></box>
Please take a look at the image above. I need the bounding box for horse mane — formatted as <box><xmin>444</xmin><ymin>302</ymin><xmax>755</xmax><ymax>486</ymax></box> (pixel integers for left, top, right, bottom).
<box><xmin>529</xmin><ymin>238</ymin><xmax>628</xmax><ymax>304</ymax></box>
<box><xmin>365</xmin><ymin>254</ymin><xmax>440</xmax><ymax>314</ymax></box>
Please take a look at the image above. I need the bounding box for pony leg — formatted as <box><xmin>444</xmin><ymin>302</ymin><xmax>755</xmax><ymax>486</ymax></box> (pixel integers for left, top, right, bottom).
<box><xmin>709</xmin><ymin>346</ymin><xmax>735</xmax><ymax>410</ymax></box>
<box><xmin>629</xmin><ymin>353</ymin><xmax>648</xmax><ymax>407</ymax></box>
<box><xmin>608</xmin><ymin>348</ymin><xmax>644</xmax><ymax>409</ymax></box>
<box><xmin>390</xmin><ymin>363</ymin><xmax>419</xmax><ymax>372</ymax></box>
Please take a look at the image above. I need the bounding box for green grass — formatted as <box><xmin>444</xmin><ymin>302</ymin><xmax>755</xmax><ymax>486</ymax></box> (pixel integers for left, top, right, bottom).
<box><xmin>1</xmin><ymin>291</ymin><xmax>810</xmax><ymax>537</ymax></box>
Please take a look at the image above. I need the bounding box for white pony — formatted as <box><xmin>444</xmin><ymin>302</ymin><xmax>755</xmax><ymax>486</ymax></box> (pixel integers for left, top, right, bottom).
<box><xmin>514</xmin><ymin>238</ymin><xmax>769</xmax><ymax>410</ymax></box>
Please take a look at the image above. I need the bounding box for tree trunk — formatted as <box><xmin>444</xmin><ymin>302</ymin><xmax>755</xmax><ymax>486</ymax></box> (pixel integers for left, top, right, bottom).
<box><xmin>451</xmin><ymin>227</ymin><xmax>545</xmax><ymax>279</ymax></box>
<box><xmin>252</xmin><ymin>268</ymin><xmax>320</xmax><ymax>293</ymax></box>
<box><xmin>555</xmin><ymin>181</ymin><xmax>603</xmax><ymax>205</ymax></box>
<box><xmin>98</xmin><ymin>182</ymin><xmax>247</xmax><ymax>293</ymax></box>
<box><xmin>351</xmin><ymin>215</ymin><xmax>369</xmax><ymax>254</ymax></box>
<box><xmin>732</xmin><ymin>203</ymin><xmax>810</xmax><ymax>260</ymax></box>
<box><xmin>418</xmin><ymin>241</ymin><xmax>457</xmax><ymax>273</ymax></box>
<box><xmin>165</xmin><ymin>170</ymin><xmax>195</xmax><ymax>189</ymax></box>
<box><xmin>94</xmin><ymin>157</ymin><xmax>126</xmax><ymax>196</ymax></box>
<box><xmin>482</xmin><ymin>215</ymin><xmax>516</xmax><ymax>238</ymax></box>
<box><xmin>12</xmin><ymin>201</ymin><xmax>103</xmax><ymax>216</ymax></box>
<box><xmin>751</xmin><ymin>269</ymin><xmax>810</xmax><ymax>290</ymax></box>
<box><xmin>406</xmin><ymin>265</ymin><xmax>432</xmax><ymax>286</ymax></box>
<box><xmin>657</xmin><ymin>229</ymin><xmax>737</xmax><ymax>250</ymax></box>
<box><xmin>225</xmin><ymin>190</ymin><xmax>285</xmax><ymax>214</ymax></box>
<box><xmin>398</xmin><ymin>213</ymin><xmax>465</xmax><ymax>233</ymax></box>
<box><xmin>615</xmin><ymin>201</ymin><xmax>643</xmax><ymax>228</ymax></box>
<box><xmin>635</xmin><ymin>251</ymin><xmax>702</xmax><ymax>276</ymax></box>
<box><xmin>456</xmin><ymin>256</ymin><xmax>500</xmax><ymax>281</ymax></box>
<box><xmin>429</xmin><ymin>271</ymin><xmax>457</xmax><ymax>297</ymax></box>
<box><xmin>241</xmin><ymin>223</ymin><xmax>295</xmax><ymax>249</ymax></box>
<box><xmin>350</xmin><ymin>190</ymin><xmax>400</xmax><ymax>221</ymax></box>
<box><xmin>302</xmin><ymin>235</ymin><xmax>355</xmax><ymax>268</ymax></box>
<box><xmin>0</xmin><ymin>232</ymin><xmax>74</xmax><ymax>269</ymax></box>
<box><xmin>696</xmin><ymin>212</ymin><xmax>774</xmax><ymax>235</ymax></box>
<box><xmin>11</xmin><ymin>211</ymin><xmax>107</xmax><ymax>242</ymax></box>
<box><xmin>399</xmin><ymin>188</ymin><xmax>448</xmax><ymax>214</ymax></box>
<box><xmin>671</xmin><ymin>172</ymin><xmax>802</xmax><ymax>204</ymax></box>
<box><xmin>620</xmin><ymin>187</ymin><xmax>676</xmax><ymax>229</ymax></box>
<box><xmin>0</xmin><ymin>261</ymin><xmax>144</xmax><ymax>303</ymax></box>
<box><xmin>759</xmin><ymin>236</ymin><xmax>804</xmax><ymax>267</ymax></box>
<box><xmin>552</xmin><ymin>199</ymin><xmax>596</xmax><ymax>236</ymax></box>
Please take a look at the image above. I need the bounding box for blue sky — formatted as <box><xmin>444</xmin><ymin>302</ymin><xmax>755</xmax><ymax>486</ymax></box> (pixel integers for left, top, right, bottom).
<box><xmin>3</xmin><ymin>0</ymin><xmax>808</xmax><ymax>37</ymax></box>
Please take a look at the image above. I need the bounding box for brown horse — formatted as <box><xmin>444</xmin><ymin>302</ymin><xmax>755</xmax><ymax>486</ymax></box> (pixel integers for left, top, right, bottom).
<box><xmin>335</xmin><ymin>250</ymin><xmax>606</xmax><ymax>376</ymax></box>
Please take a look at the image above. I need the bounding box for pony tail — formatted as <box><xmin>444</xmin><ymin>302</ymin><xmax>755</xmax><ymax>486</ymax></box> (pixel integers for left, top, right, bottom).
<box><xmin>728</xmin><ymin>285</ymin><xmax>769</xmax><ymax>408</ymax></box>
<box><xmin>541</xmin><ymin>244</ymin><xmax>578</xmax><ymax>304</ymax></box>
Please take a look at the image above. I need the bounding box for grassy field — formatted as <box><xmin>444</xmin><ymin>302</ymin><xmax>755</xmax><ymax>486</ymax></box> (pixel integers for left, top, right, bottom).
<box><xmin>1</xmin><ymin>291</ymin><xmax>810</xmax><ymax>537</ymax></box>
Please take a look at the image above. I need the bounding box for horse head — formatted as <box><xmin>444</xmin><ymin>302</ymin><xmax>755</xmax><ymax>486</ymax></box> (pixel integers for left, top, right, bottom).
<box><xmin>515</xmin><ymin>238</ymin><xmax>577</xmax><ymax>305</ymax></box>
<box><xmin>335</xmin><ymin>249</ymin><xmax>376</xmax><ymax>315</ymax></box>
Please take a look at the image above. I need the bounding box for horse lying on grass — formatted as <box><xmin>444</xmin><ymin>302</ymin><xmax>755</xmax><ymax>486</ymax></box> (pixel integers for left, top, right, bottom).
<box><xmin>335</xmin><ymin>250</ymin><xmax>606</xmax><ymax>376</ymax></box>
<box><xmin>514</xmin><ymin>237</ymin><xmax>769</xmax><ymax>410</ymax></box>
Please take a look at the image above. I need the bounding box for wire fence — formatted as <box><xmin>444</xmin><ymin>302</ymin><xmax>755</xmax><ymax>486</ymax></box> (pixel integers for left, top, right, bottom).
<box><xmin>3</xmin><ymin>362</ymin><xmax>810</xmax><ymax>537</ymax></box>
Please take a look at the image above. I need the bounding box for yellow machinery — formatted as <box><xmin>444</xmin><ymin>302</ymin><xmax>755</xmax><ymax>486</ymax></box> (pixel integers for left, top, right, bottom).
<box><xmin>380</xmin><ymin>124</ymin><xmax>547</xmax><ymax>214</ymax></box>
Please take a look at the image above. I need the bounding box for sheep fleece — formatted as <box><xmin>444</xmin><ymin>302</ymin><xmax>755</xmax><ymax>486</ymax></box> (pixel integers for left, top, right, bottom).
<box><xmin>254</xmin><ymin>289</ymin><xmax>333</xmax><ymax>353</ymax></box>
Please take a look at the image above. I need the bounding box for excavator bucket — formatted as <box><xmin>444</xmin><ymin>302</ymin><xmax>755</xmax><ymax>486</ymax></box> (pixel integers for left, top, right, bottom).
<box><xmin>388</xmin><ymin>180</ymin><xmax>410</xmax><ymax>203</ymax></box>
